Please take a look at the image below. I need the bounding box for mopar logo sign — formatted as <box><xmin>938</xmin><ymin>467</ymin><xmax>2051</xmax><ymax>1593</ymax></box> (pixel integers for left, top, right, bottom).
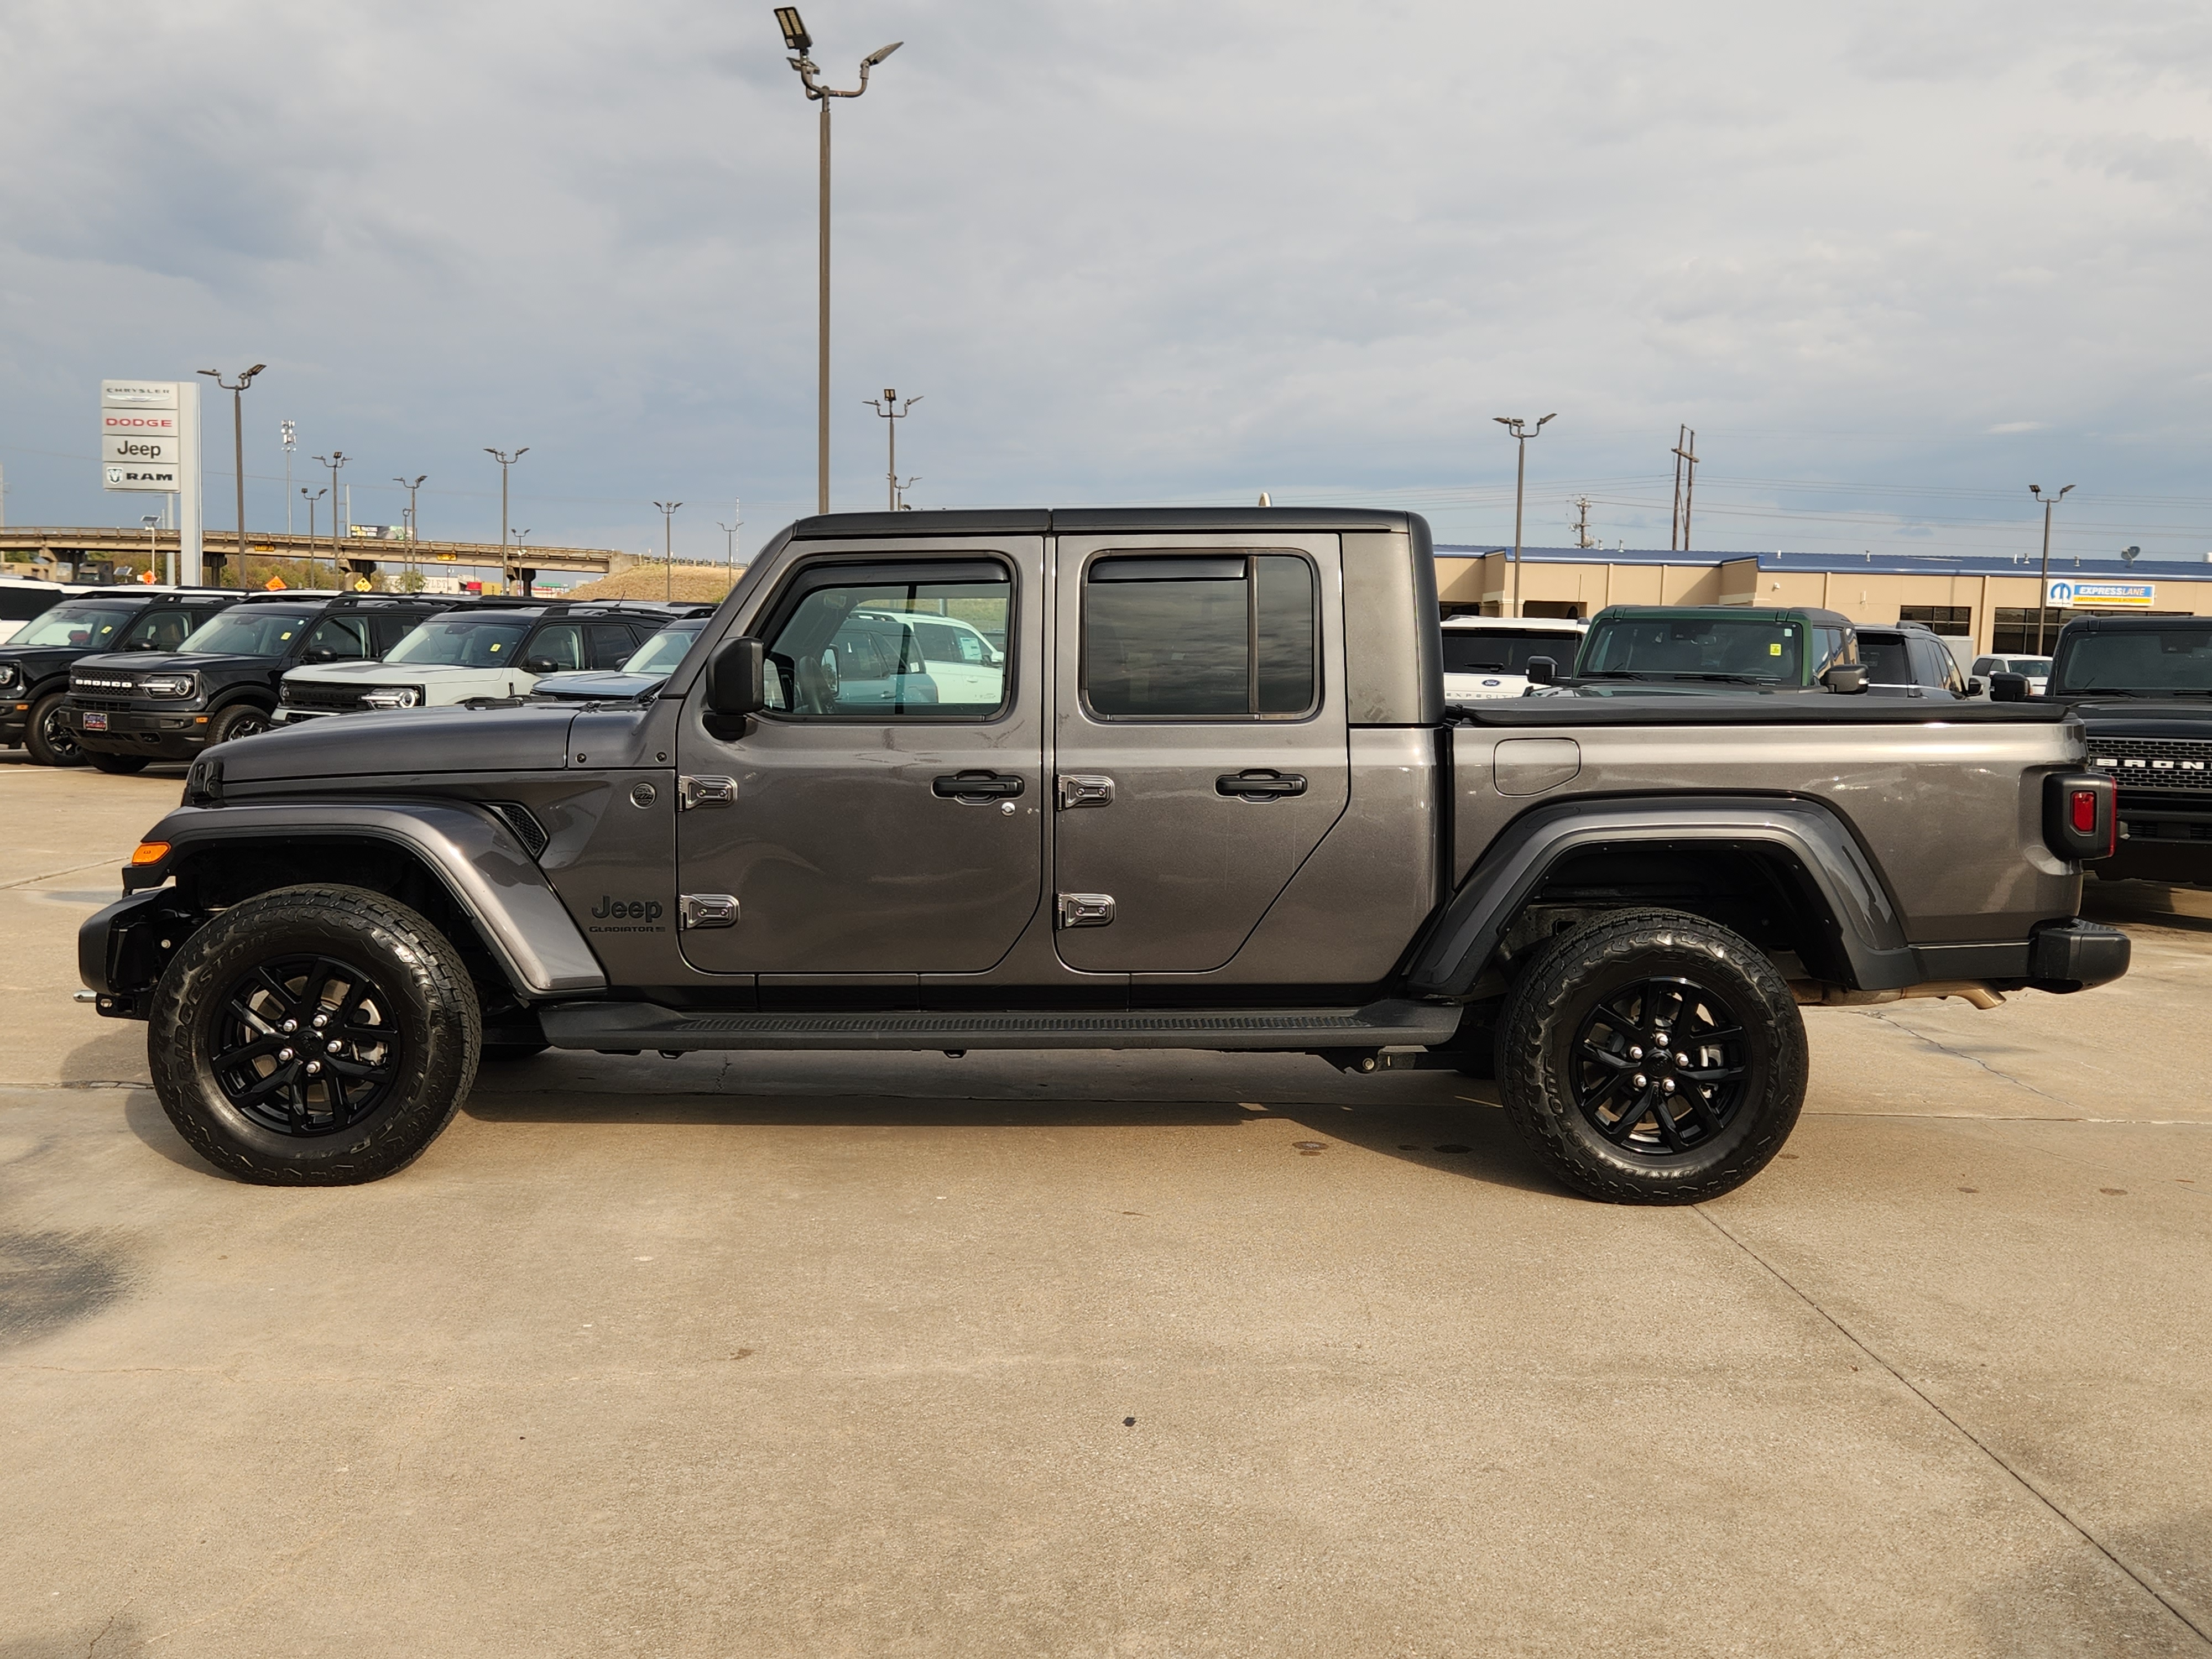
<box><xmin>2048</xmin><ymin>580</ymin><xmax>2154</xmax><ymax>608</ymax></box>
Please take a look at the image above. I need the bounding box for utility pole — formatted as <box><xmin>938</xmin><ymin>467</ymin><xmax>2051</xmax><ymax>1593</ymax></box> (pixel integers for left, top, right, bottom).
<box><xmin>1491</xmin><ymin>413</ymin><xmax>1557</xmax><ymax>617</ymax></box>
<box><xmin>1671</xmin><ymin>426</ymin><xmax>1700</xmax><ymax>551</ymax></box>
<box><xmin>864</xmin><ymin>389</ymin><xmax>920</xmax><ymax>510</ymax></box>
<box><xmin>2031</xmin><ymin>483</ymin><xmax>2076</xmax><ymax>653</ymax></box>
<box><xmin>777</xmin><ymin>8</ymin><xmax>902</xmax><ymax>515</ymax></box>
<box><xmin>717</xmin><ymin>498</ymin><xmax>744</xmax><ymax>578</ymax></box>
<box><xmin>654</xmin><ymin>501</ymin><xmax>682</xmax><ymax>602</ymax></box>
<box><xmin>312</xmin><ymin>450</ymin><xmax>346</xmax><ymax>585</ymax></box>
<box><xmin>1571</xmin><ymin>496</ymin><xmax>1595</xmax><ymax>549</ymax></box>
<box><xmin>281</xmin><ymin>420</ymin><xmax>296</xmax><ymax>534</ymax></box>
<box><xmin>198</xmin><ymin>364</ymin><xmax>266</xmax><ymax>588</ymax></box>
<box><xmin>484</xmin><ymin>447</ymin><xmax>528</xmax><ymax>593</ymax></box>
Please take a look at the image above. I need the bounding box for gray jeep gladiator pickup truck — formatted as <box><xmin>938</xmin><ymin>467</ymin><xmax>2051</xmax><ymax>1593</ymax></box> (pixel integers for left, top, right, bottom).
<box><xmin>80</xmin><ymin>508</ymin><xmax>2129</xmax><ymax>1202</ymax></box>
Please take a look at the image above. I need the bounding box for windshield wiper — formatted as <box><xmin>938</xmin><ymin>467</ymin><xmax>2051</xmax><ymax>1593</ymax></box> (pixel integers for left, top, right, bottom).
<box><xmin>1580</xmin><ymin>669</ymin><xmax>1654</xmax><ymax>680</ymax></box>
<box><xmin>1686</xmin><ymin>673</ymin><xmax>1772</xmax><ymax>684</ymax></box>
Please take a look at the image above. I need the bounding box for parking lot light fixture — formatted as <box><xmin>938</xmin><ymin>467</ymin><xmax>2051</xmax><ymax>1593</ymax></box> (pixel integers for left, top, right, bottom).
<box><xmin>486</xmin><ymin>448</ymin><xmax>529</xmax><ymax>592</ymax></box>
<box><xmin>311</xmin><ymin>449</ymin><xmax>346</xmax><ymax>583</ymax></box>
<box><xmin>778</xmin><ymin>11</ymin><xmax>902</xmax><ymax>515</ymax></box>
<box><xmin>199</xmin><ymin>364</ymin><xmax>266</xmax><ymax>589</ymax></box>
<box><xmin>1493</xmin><ymin>413</ymin><xmax>1557</xmax><ymax>618</ymax></box>
<box><xmin>2030</xmin><ymin>483</ymin><xmax>2076</xmax><ymax>653</ymax></box>
<box><xmin>655</xmin><ymin>501</ymin><xmax>682</xmax><ymax>601</ymax></box>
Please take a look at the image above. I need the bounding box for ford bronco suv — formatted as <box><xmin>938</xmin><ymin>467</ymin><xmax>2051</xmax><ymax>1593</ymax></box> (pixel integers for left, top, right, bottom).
<box><xmin>2</xmin><ymin>587</ymin><xmax>241</xmax><ymax>767</ymax></box>
<box><xmin>80</xmin><ymin>508</ymin><xmax>2128</xmax><ymax>1202</ymax></box>
<box><xmin>62</xmin><ymin>591</ymin><xmax>462</xmax><ymax>770</ymax></box>
<box><xmin>1532</xmin><ymin>605</ymin><xmax>1866</xmax><ymax>697</ymax></box>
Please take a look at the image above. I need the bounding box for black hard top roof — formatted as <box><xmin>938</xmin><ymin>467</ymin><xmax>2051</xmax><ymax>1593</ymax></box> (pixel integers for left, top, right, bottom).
<box><xmin>790</xmin><ymin>507</ymin><xmax>1422</xmax><ymax>539</ymax></box>
<box><xmin>1593</xmin><ymin>603</ymin><xmax>1858</xmax><ymax>628</ymax></box>
<box><xmin>2059</xmin><ymin>614</ymin><xmax>2212</xmax><ymax>632</ymax></box>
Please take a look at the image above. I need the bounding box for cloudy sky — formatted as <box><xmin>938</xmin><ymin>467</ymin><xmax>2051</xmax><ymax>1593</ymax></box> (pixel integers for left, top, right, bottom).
<box><xmin>3</xmin><ymin>0</ymin><xmax>2209</xmax><ymax>563</ymax></box>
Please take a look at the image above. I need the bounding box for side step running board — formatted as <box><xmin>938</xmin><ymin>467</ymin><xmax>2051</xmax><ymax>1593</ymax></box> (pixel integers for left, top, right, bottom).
<box><xmin>539</xmin><ymin>999</ymin><xmax>1462</xmax><ymax>1054</ymax></box>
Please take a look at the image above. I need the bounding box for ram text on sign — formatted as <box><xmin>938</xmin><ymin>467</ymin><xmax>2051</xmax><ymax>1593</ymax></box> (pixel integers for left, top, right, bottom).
<box><xmin>106</xmin><ymin>464</ymin><xmax>181</xmax><ymax>491</ymax></box>
<box><xmin>2047</xmin><ymin>580</ymin><xmax>2155</xmax><ymax>608</ymax></box>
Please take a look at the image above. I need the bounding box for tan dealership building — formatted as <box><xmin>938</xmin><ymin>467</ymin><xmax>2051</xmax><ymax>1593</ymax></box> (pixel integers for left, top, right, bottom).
<box><xmin>1435</xmin><ymin>545</ymin><xmax>2212</xmax><ymax>656</ymax></box>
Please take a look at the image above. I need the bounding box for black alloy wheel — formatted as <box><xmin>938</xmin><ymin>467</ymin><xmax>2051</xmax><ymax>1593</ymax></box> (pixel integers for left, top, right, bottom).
<box><xmin>1570</xmin><ymin>977</ymin><xmax>1748</xmax><ymax>1156</ymax></box>
<box><xmin>1497</xmin><ymin>909</ymin><xmax>1806</xmax><ymax>1203</ymax></box>
<box><xmin>208</xmin><ymin>703</ymin><xmax>272</xmax><ymax>744</ymax></box>
<box><xmin>209</xmin><ymin>954</ymin><xmax>404</xmax><ymax>1136</ymax></box>
<box><xmin>27</xmin><ymin>693</ymin><xmax>84</xmax><ymax>766</ymax></box>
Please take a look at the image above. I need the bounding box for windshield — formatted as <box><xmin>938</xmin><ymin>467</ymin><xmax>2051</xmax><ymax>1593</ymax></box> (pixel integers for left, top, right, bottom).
<box><xmin>1974</xmin><ymin>657</ymin><xmax>2049</xmax><ymax>676</ymax></box>
<box><xmin>1441</xmin><ymin>628</ymin><xmax>1583</xmax><ymax>674</ymax></box>
<box><xmin>623</xmin><ymin>624</ymin><xmax>705</xmax><ymax>675</ymax></box>
<box><xmin>2051</xmin><ymin>630</ymin><xmax>2212</xmax><ymax>695</ymax></box>
<box><xmin>385</xmin><ymin>619</ymin><xmax>531</xmax><ymax>667</ymax></box>
<box><xmin>1580</xmin><ymin>617</ymin><xmax>1804</xmax><ymax>681</ymax></box>
<box><xmin>180</xmin><ymin>610</ymin><xmax>319</xmax><ymax>657</ymax></box>
<box><xmin>9</xmin><ymin>605</ymin><xmax>137</xmax><ymax>649</ymax></box>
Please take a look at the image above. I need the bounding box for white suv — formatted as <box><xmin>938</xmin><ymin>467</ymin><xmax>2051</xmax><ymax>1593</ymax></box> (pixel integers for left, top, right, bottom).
<box><xmin>1441</xmin><ymin>614</ymin><xmax>1589</xmax><ymax>700</ymax></box>
<box><xmin>276</xmin><ymin>603</ymin><xmax>706</xmax><ymax>721</ymax></box>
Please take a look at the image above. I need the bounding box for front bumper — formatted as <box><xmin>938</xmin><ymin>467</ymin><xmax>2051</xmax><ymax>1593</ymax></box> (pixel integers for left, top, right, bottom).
<box><xmin>62</xmin><ymin>703</ymin><xmax>212</xmax><ymax>758</ymax></box>
<box><xmin>0</xmin><ymin>701</ymin><xmax>28</xmax><ymax>743</ymax></box>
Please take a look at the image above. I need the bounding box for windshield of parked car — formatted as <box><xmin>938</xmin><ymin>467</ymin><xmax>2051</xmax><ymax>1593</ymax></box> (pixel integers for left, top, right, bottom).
<box><xmin>9</xmin><ymin>604</ymin><xmax>137</xmax><ymax>649</ymax></box>
<box><xmin>1440</xmin><ymin>628</ymin><xmax>1583</xmax><ymax>674</ymax></box>
<box><xmin>384</xmin><ymin>618</ymin><xmax>532</xmax><ymax>668</ymax></box>
<box><xmin>179</xmin><ymin>609</ymin><xmax>319</xmax><ymax>657</ymax></box>
<box><xmin>623</xmin><ymin>623</ymin><xmax>705</xmax><ymax>675</ymax></box>
<box><xmin>1973</xmin><ymin>656</ymin><xmax>2050</xmax><ymax>677</ymax></box>
<box><xmin>1578</xmin><ymin>617</ymin><xmax>1805</xmax><ymax>681</ymax></box>
<box><xmin>2051</xmin><ymin>630</ymin><xmax>2212</xmax><ymax>696</ymax></box>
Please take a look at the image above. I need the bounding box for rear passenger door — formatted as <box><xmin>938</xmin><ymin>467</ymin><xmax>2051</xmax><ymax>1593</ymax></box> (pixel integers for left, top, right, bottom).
<box><xmin>1050</xmin><ymin>534</ymin><xmax>1348</xmax><ymax>972</ymax></box>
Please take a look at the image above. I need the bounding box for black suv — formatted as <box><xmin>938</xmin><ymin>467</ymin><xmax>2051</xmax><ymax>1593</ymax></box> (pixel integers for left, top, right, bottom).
<box><xmin>1855</xmin><ymin>621</ymin><xmax>1974</xmax><ymax>700</ymax></box>
<box><xmin>61</xmin><ymin>592</ymin><xmax>463</xmax><ymax>773</ymax></box>
<box><xmin>2023</xmin><ymin>614</ymin><xmax>2212</xmax><ymax>886</ymax></box>
<box><xmin>2</xmin><ymin>588</ymin><xmax>243</xmax><ymax>766</ymax></box>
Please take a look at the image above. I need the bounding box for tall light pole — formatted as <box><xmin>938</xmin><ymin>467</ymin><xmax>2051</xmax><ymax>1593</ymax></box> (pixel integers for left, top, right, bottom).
<box><xmin>654</xmin><ymin>501</ymin><xmax>682</xmax><ymax>601</ymax></box>
<box><xmin>301</xmin><ymin>487</ymin><xmax>326</xmax><ymax>551</ymax></box>
<box><xmin>717</xmin><ymin>499</ymin><xmax>744</xmax><ymax>578</ymax></box>
<box><xmin>395</xmin><ymin>473</ymin><xmax>427</xmax><ymax>588</ymax></box>
<box><xmin>142</xmin><ymin>513</ymin><xmax>160</xmax><ymax>575</ymax></box>
<box><xmin>2031</xmin><ymin>483</ymin><xmax>2076</xmax><ymax>653</ymax></box>
<box><xmin>777</xmin><ymin>8</ymin><xmax>901</xmax><ymax>515</ymax></box>
<box><xmin>1492</xmin><ymin>413</ymin><xmax>1557</xmax><ymax>617</ymax></box>
<box><xmin>485</xmin><ymin>447</ymin><xmax>528</xmax><ymax>592</ymax></box>
<box><xmin>864</xmin><ymin>389</ymin><xmax>920</xmax><ymax>510</ymax></box>
<box><xmin>281</xmin><ymin>419</ymin><xmax>297</xmax><ymax>535</ymax></box>
<box><xmin>197</xmin><ymin>363</ymin><xmax>265</xmax><ymax>588</ymax></box>
<box><xmin>311</xmin><ymin>450</ymin><xmax>346</xmax><ymax>584</ymax></box>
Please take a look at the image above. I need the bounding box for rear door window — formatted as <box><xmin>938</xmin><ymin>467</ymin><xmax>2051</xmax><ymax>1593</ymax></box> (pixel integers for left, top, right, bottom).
<box><xmin>1082</xmin><ymin>553</ymin><xmax>1316</xmax><ymax>718</ymax></box>
<box><xmin>526</xmin><ymin>623</ymin><xmax>586</xmax><ymax>671</ymax></box>
<box><xmin>301</xmin><ymin>617</ymin><xmax>371</xmax><ymax>660</ymax></box>
<box><xmin>122</xmin><ymin>609</ymin><xmax>194</xmax><ymax>651</ymax></box>
<box><xmin>589</xmin><ymin>624</ymin><xmax>640</xmax><ymax>669</ymax></box>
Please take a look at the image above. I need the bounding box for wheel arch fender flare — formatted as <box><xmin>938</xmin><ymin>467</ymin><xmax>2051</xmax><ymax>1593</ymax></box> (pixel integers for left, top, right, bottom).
<box><xmin>112</xmin><ymin>801</ymin><xmax>607</xmax><ymax>999</ymax></box>
<box><xmin>1402</xmin><ymin>794</ymin><xmax>1913</xmax><ymax>997</ymax></box>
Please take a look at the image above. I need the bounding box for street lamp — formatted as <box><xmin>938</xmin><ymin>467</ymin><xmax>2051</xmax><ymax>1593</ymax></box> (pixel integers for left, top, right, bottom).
<box><xmin>395</xmin><ymin>474</ymin><xmax>427</xmax><ymax>588</ymax></box>
<box><xmin>301</xmin><ymin>487</ymin><xmax>327</xmax><ymax>551</ymax></box>
<box><xmin>1492</xmin><ymin>413</ymin><xmax>1557</xmax><ymax>617</ymax></box>
<box><xmin>311</xmin><ymin>450</ymin><xmax>346</xmax><ymax>583</ymax></box>
<box><xmin>776</xmin><ymin>8</ymin><xmax>901</xmax><ymax>515</ymax></box>
<box><xmin>141</xmin><ymin>514</ymin><xmax>160</xmax><ymax>577</ymax></box>
<box><xmin>654</xmin><ymin>501</ymin><xmax>683</xmax><ymax>601</ymax></box>
<box><xmin>197</xmin><ymin>363</ymin><xmax>265</xmax><ymax>588</ymax></box>
<box><xmin>717</xmin><ymin>498</ymin><xmax>744</xmax><ymax>577</ymax></box>
<box><xmin>864</xmin><ymin>388</ymin><xmax>920</xmax><ymax>511</ymax></box>
<box><xmin>2031</xmin><ymin>483</ymin><xmax>2076</xmax><ymax>653</ymax></box>
<box><xmin>485</xmin><ymin>447</ymin><xmax>528</xmax><ymax>592</ymax></box>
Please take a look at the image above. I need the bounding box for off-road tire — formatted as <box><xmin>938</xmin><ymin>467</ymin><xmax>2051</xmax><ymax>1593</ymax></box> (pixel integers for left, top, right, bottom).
<box><xmin>148</xmin><ymin>884</ymin><xmax>481</xmax><ymax>1185</ymax></box>
<box><xmin>87</xmin><ymin>750</ymin><xmax>150</xmax><ymax>775</ymax></box>
<box><xmin>206</xmin><ymin>702</ymin><xmax>274</xmax><ymax>746</ymax></box>
<box><xmin>1498</xmin><ymin>909</ymin><xmax>1806</xmax><ymax>1204</ymax></box>
<box><xmin>25</xmin><ymin>693</ymin><xmax>84</xmax><ymax>766</ymax></box>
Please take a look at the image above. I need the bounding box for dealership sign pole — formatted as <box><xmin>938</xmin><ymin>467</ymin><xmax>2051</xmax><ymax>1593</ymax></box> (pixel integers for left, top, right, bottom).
<box><xmin>102</xmin><ymin>379</ymin><xmax>203</xmax><ymax>585</ymax></box>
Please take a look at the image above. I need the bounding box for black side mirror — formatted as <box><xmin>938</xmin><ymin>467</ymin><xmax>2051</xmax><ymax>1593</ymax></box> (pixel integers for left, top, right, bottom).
<box><xmin>1822</xmin><ymin>664</ymin><xmax>1869</xmax><ymax>694</ymax></box>
<box><xmin>1525</xmin><ymin>656</ymin><xmax>1558</xmax><ymax>686</ymax></box>
<box><xmin>1990</xmin><ymin>672</ymin><xmax>2030</xmax><ymax>703</ymax></box>
<box><xmin>707</xmin><ymin>637</ymin><xmax>766</xmax><ymax>717</ymax></box>
<box><xmin>1966</xmin><ymin>677</ymin><xmax>1984</xmax><ymax>698</ymax></box>
<box><xmin>303</xmin><ymin>648</ymin><xmax>336</xmax><ymax>665</ymax></box>
<box><xmin>522</xmin><ymin>657</ymin><xmax>560</xmax><ymax>675</ymax></box>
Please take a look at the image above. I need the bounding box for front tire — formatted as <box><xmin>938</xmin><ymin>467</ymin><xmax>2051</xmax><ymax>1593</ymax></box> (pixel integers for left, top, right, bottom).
<box><xmin>24</xmin><ymin>693</ymin><xmax>84</xmax><ymax>766</ymax></box>
<box><xmin>87</xmin><ymin>750</ymin><xmax>150</xmax><ymax>775</ymax></box>
<box><xmin>1497</xmin><ymin>910</ymin><xmax>1806</xmax><ymax>1204</ymax></box>
<box><xmin>206</xmin><ymin>702</ymin><xmax>274</xmax><ymax>745</ymax></box>
<box><xmin>148</xmin><ymin>885</ymin><xmax>481</xmax><ymax>1184</ymax></box>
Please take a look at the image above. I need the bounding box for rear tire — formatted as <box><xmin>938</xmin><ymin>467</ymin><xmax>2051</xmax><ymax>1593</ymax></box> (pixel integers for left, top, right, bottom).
<box><xmin>148</xmin><ymin>885</ymin><xmax>481</xmax><ymax>1185</ymax></box>
<box><xmin>87</xmin><ymin>750</ymin><xmax>150</xmax><ymax>775</ymax></box>
<box><xmin>24</xmin><ymin>693</ymin><xmax>84</xmax><ymax>766</ymax></box>
<box><xmin>1498</xmin><ymin>909</ymin><xmax>1806</xmax><ymax>1204</ymax></box>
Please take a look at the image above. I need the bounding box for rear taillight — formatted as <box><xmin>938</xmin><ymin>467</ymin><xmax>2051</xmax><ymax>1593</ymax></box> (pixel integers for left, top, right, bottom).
<box><xmin>2043</xmin><ymin>771</ymin><xmax>2115</xmax><ymax>862</ymax></box>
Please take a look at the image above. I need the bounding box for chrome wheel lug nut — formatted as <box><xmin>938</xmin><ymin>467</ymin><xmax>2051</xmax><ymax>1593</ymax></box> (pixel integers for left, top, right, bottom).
<box><xmin>312</xmin><ymin>1014</ymin><xmax>328</xmax><ymax>1029</ymax></box>
<box><xmin>277</xmin><ymin>1047</ymin><xmax>294</xmax><ymax>1061</ymax></box>
<box><xmin>1662</xmin><ymin>1078</ymin><xmax>1676</xmax><ymax>1094</ymax></box>
<box><xmin>1674</xmin><ymin>1052</ymin><xmax>1689</xmax><ymax>1066</ymax></box>
<box><xmin>281</xmin><ymin>1019</ymin><xmax>298</xmax><ymax>1034</ymax></box>
<box><xmin>326</xmin><ymin>1039</ymin><xmax>342</xmax><ymax>1053</ymax></box>
<box><xmin>1632</xmin><ymin>1073</ymin><xmax>1647</xmax><ymax>1089</ymax></box>
<box><xmin>1628</xmin><ymin>1045</ymin><xmax>1644</xmax><ymax>1061</ymax></box>
<box><xmin>305</xmin><ymin>1060</ymin><xmax>321</xmax><ymax>1075</ymax></box>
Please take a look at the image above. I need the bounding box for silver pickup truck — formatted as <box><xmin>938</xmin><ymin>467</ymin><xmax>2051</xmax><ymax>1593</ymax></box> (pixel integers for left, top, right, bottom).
<box><xmin>80</xmin><ymin>508</ymin><xmax>2128</xmax><ymax>1202</ymax></box>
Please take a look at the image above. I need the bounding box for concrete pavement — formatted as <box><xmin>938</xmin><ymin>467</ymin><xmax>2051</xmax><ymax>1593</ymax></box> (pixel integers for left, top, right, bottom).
<box><xmin>3</xmin><ymin>753</ymin><xmax>2208</xmax><ymax>1657</ymax></box>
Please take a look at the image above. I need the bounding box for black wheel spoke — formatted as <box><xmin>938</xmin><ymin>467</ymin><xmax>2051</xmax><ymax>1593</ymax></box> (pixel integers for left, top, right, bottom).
<box><xmin>212</xmin><ymin>1032</ymin><xmax>286</xmax><ymax>1070</ymax></box>
<box><xmin>1578</xmin><ymin>1040</ymin><xmax>1633</xmax><ymax>1072</ymax></box>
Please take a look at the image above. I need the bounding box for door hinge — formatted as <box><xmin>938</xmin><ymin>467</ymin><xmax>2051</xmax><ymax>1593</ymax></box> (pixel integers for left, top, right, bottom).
<box><xmin>1056</xmin><ymin>893</ymin><xmax>1115</xmax><ymax>929</ymax></box>
<box><xmin>680</xmin><ymin>775</ymin><xmax>738</xmax><ymax>810</ymax></box>
<box><xmin>679</xmin><ymin>893</ymin><xmax>740</xmax><ymax>930</ymax></box>
<box><xmin>1057</xmin><ymin>774</ymin><xmax>1115</xmax><ymax>810</ymax></box>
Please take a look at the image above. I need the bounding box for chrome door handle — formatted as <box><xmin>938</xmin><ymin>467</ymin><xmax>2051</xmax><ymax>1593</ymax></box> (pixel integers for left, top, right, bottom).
<box><xmin>1216</xmin><ymin>770</ymin><xmax>1307</xmax><ymax>800</ymax></box>
<box><xmin>933</xmin><ymin>770</ymin><xmax>1025</xmax><ymax>801</ymax></box>
<box><xmin>680</xmin><ymin>775</ymin><xmax>737</xmax><ymax>810</ymax></box>
<box><xmin>1057</xmin><ymin>774</ymin><xmax>1114</xmax><ymax>810</ymax></box>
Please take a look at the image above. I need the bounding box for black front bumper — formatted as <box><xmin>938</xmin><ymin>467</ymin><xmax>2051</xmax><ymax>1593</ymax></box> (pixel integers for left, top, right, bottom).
<box><xmin>62</xmin><ymin>703</ymin><xmax>212</xmax><ymax>759</ymax></box>
<box><xmin>0</xmin><ymin>701</ymin><xmax>27</xmax><ymax>744</ymax></box>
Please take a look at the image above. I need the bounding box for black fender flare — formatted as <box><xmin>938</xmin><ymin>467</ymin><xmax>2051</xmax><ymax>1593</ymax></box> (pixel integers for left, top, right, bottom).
<box><xmin>102</xmin><ymin>800</ymin><xmax>607</xmax><ymax>999</ymax></box>
<box><xmin>1402</xmin><ymin>794</ymin><xmax>1913</xmax><ymax>996</ymax></box>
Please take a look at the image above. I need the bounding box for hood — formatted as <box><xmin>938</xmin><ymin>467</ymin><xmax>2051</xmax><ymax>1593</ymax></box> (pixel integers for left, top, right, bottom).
<box><xmin>74</xmin><ymin>649</ymin><xmax>264</xmax><ymax>679</ymax></box>
<box><xmin>2064</xmin><ymin>697</ymin><xmax>2212</xmax><ymax>736</ymax></box>
<box><xmin>285</xmin><ymin>659</ymin><xmax>517</xmax><ymax>685</ymax></box>
<box><xmin>0</xmin><ymin>643</ymin><xmax>86</xmax><ymax>677</ymax></box>
<box><xmin>212</xmin><ymin>702</ymin><xmax>579</xmax><ymax>781</ymax></box>
<box><xmin>530</xmin><ymin>670</ymin><xmax>666</xmax><ymax>701</ymax></box>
